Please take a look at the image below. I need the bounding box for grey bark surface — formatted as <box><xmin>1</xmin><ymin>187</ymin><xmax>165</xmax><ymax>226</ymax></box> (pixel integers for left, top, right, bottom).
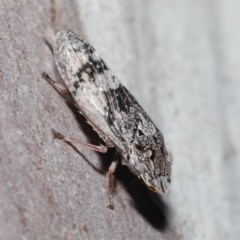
<box><xmin>0</xmin><ymin>0</ymin><xmax>239</xmax><ymax>239</ymax></box>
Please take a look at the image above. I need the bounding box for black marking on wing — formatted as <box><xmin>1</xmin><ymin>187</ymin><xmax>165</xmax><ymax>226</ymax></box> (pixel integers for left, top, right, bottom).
<box><xmin>104</xmin><ymin>84</ymin><xmax>144</xmax><ymax>143</ymax></box>
<box><xmin>82</xmin><ymin>62</ymin><xmax>94</xmax><ymax>78</ymax></box>
<box><xmin>75</xmin><ymin>62</ymin><xmax>95</xmax><ymax>82</ymax></box>
<box><xmin>109</xmin><ymin>85</ymin><xmax>131</xmax><ymax>113</ymax></box>
<box><xmin>76</xmin><ymin>70</ymin><xmax>85</xmax><ymax>83</ymax></box>
<box><xmin>74</xmin><ymin>80</ymin><xmax>80</xmax><ymax>89</ymax></box>
<box><xmin>82</xmin><ymin>42</ymin><xmax>95</xmax><ymax>55</ymax></box>
<box><xmin>90</xmin><ymin>58</ymin><xmax>109</xmax><ymax>74</ymax></box>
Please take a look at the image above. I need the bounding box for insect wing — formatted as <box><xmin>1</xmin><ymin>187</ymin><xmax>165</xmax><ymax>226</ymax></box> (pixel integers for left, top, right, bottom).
<box><xmin>53</xmin><ymin>30</ymin><xmax>124</xmax><ymax>149</ymax></box>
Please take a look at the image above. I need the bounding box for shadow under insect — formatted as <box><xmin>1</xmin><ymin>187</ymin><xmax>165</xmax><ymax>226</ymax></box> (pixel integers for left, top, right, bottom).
<box><xmin>115</xmin><ymin>163</ymin><xmax>170</xmax><ymax>231</ymax></box>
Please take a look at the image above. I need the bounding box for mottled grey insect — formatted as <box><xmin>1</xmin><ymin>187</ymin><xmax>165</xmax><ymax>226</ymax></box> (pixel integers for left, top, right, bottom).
<box><xmin>43</xmin><ymin>30</ymin><xmax>172</xmax><ymax>208</ymax></box>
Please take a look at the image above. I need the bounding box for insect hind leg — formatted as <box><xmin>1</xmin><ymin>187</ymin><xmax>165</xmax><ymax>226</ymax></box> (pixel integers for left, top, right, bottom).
<box><xmin>52</xmin><ymin>129</ymin><xmax>108</xmax><ymax>153</ymax></box>
<box><xmin>52</xmin><ymin>129</ymin><xmax>118</xmax><ymax>210</ymax></box>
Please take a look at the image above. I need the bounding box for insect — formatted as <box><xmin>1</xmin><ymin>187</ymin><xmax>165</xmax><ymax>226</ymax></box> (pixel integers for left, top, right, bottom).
<box><xmin>42</xmin><ymin>30</ymin><xmax>172</xmax><ymax>209</ymax></box>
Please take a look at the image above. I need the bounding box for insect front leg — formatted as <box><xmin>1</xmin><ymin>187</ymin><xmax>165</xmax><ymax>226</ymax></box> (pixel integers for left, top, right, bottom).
<box><xmin>107</xmin><ymin>154</ymin><xmax>119</xmax><ymax>210</ymax></box>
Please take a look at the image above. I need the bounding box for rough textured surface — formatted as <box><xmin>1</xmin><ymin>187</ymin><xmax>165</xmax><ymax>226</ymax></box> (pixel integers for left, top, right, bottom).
<box><xmin>0</xmin><ymin>0</ymin><xmax>239</xmax><ymax>239</ymax></box>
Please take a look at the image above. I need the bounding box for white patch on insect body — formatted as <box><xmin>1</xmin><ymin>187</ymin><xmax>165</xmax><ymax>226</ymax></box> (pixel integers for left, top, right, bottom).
<box><xmin>81</xmin><ymin>72</ymin><xmax>89</xmax><ymax>83</ymax></box>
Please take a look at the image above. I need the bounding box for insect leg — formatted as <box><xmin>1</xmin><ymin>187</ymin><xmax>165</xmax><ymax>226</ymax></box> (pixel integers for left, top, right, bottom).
<box><xmin>107</xmin><ymin>154</ymin><xmax>119</xmax><ymax>210</ymax></box>
<box><xmin>52</xmin><ymin>129</ymin><xmax>108</xmax><ymax>153</ymax></box>
<box><xmin>42</xmin><ymin>72</ymin><xmax>70</xmax><ymax>100</ymax></box>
